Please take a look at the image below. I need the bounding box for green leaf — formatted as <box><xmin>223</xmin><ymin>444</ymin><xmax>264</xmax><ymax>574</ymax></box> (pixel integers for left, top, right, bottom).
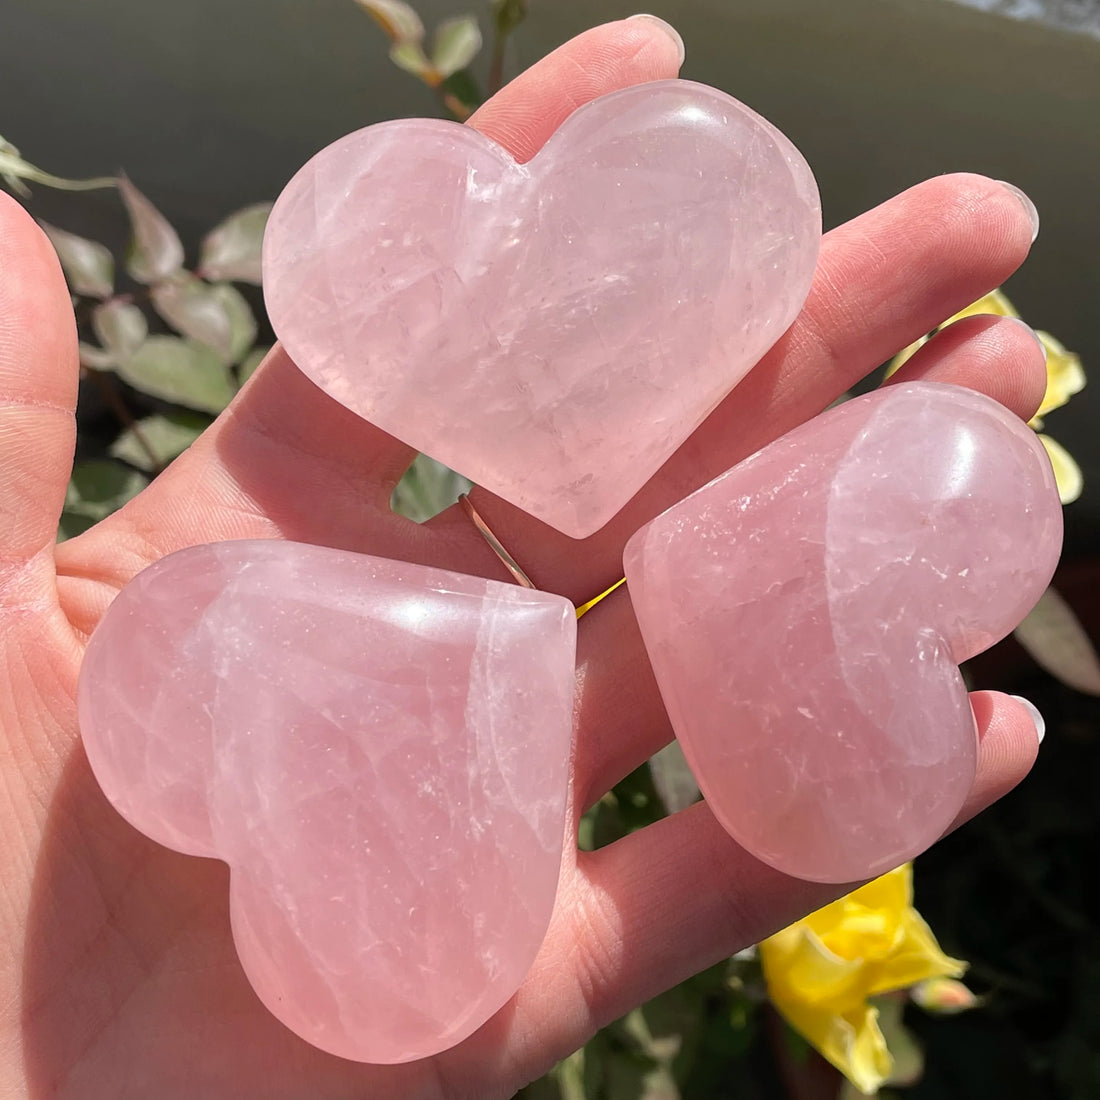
<box><xmin>118</xmin><ymin>176</ymin><xmax>184</xmax><ymax>284</ymax></box>
<box><xmin>61</xmin><ymin>459</ymin><xmax>149</xmax><ymax>537</ymax></box>
<box><xmin>92</xmin><ymin>299</ymin><xmax>148</xmax><ymax>362</ymax></box>
<box><xmin>150</xmin><ymin>276</ymin><xmax>256</xmax><ymax>365</ymax></box>
<box><xmin>491</xmin><ymin>0</ymin><xmax>527</xmax><ymax>36</ymax></box>
<box><xmin>556</xmin><ymin>1050</ymin><xmax>587</xmax><ymax>1100</ymax></box>
<box><xmin>648</xmin><ymin>741</ymin><xmax>700</xmax><ymax>814</ymax></box>
<box><xmin>38</xmin><ymin>221</ymin><xmax>114</xmax><ymax>299</ymax></box>
<box><xmin>151</xmin><ymin>273</ymin><xmax>240</xmax><ymax>362</ymax></box>
<box><xmin>209</xmin><ymin>283</ymin><xmax>257</xmax><ymax>364</ymax></box>
<box><xmin>431</xmin><ymin>15</ymin><xmax>482</xmax><ymax>79</ymax></box>
<box><xmin>391</xmin><ymin>453</ymin><xmax>471</xmax><ymax>522</ymax></box>
<box><xmin>198</xmin><ymin>202</ymin><xmax>272</xmax><ymax>284</ymax></box>
<box><xmin>439</xmin><ymin>68</ymin><xmax>483</xmax><ymax>113</ymax></box>
<box><xmin>623</xmin><ymin>1007</ymin><xmax>682</xmax><ymax>1067</ymax></box>
<box><xmin>1014</xmin><ymin>586</ymin><xmax>1100</xmax><ymax>696</ymax></box>
<box><xmin>875</xmin><ymin>998</ymin><xmax>924</xmax><ymax>1088</ymax></box>
<box><xmin>389</xmin><ymin>40</ymin><xmax>437</xmax><ymax>81</ymax></box>
<box><xmin>354</xmin><ymin>0</ymin><xmax>425</xmax><ymax>43</ymax></box>
<box><xmin>79</xmin><ymin>342</ymin><xmax>117</xmax><ymax>370</ymax></box>
<box><xmin>116</xmin><ymin>336</ymin><xmax>236</xmax><ymax>414</ymax></box>
<box><xmin>237</xmin><ymin>345</ymin><xmax>270</xmax><ymax>384</ymax></box>
<box><xmin>109</xmin><ymin>410</ymin><xmax>210</xmax><ymax>472</ymax></box>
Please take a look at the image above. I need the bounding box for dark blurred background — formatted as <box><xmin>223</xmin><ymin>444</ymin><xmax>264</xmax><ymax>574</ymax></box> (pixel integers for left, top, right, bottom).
<box><xmin>3</xmin><ymin>1</ymin><xmax>1098</xmax><ymax>1096</ymax></box>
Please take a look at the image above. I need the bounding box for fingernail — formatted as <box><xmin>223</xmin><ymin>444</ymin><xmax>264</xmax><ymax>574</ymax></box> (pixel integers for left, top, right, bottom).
<box><xmin>1010</xmin><ymin>695</ymin><xmax>1046</xmax><ymax>745</ymax></box>
<box><xmin>995</xmin><ymin>181</ymin><xmax>1040</xmax><ymax>243</ymax></box>
<box><xmin>627</xmin><ymin>14</ymin><xmax>686</xmax><ymax>65</ymax></box>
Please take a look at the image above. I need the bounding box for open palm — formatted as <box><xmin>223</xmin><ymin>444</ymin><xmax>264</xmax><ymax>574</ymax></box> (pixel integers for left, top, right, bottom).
<box><xmin>3</xmin><ymin>18</ymin><xmax>1047</xmax><ymax>1100</ymax></box>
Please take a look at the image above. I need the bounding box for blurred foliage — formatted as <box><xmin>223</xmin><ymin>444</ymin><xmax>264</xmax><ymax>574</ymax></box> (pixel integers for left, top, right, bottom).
<box><xmin>36</xmin><ymin>175</ymin><xmax>274</xmax><ymax>537</ymax></box>
<box><xmin>355</xmin><ymin>0</ymin><xmax>527</xmax><ymax>118</ymax></box>
<box><xmin>4</xmin><ymin>2</ymin><xmax>1100</xmax><ymax>1096</ymax></box>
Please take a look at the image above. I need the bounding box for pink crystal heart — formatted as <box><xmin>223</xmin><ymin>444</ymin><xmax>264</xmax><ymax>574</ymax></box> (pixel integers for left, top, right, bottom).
<box><xmin>77</xmin><ymin>541</ymin><xmax>577</xmax><ymax>1062</ymax></box>
<box><xmin>263</xmin><ymin>79</ymin><xmax>821</xmax><ymax>538</ymax></box>
<box><xmin>624</xmin><ymin>382</ymin><xmax>1062</xmax><ymax>883</ymax></box>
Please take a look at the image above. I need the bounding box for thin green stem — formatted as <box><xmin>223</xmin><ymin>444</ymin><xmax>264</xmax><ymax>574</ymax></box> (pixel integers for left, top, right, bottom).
<box><xmin>488</xmin><ymin>30</ymin><xmax>506</xmax><ymax>97</ymax></box>
<box><xmin>85</xmin><ymin>368</ymin><xmax>162</xmax><ymax>475</ymax></box>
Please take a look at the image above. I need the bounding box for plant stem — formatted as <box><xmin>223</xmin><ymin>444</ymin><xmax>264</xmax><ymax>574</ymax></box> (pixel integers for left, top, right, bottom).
<box><xmin>439</xmin><ymin>91</ymin><xmax>473</xmax><ymax>121</ymax></box>
<box><xmin>488</xmin><ymin>30</ymin><xmax>506</xmax><ymax>97</ymax></box>
<box><xmin>85</xmin><ymin>368</ymin><xmax>162</xmax><ymax>475</ymax></box>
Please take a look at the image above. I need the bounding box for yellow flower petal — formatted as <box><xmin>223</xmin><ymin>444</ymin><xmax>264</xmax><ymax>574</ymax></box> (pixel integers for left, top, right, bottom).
<box><xmin>804</xmin><ymin>864</ymin><xmax>910</xmax><ymax>963</ymax></box>
<box><xmin>884</xmin><ymin>335</ymin><xmax>930</xmax><ymax>379</ymax></box>
<box><xmin>1033</xmin><ymin>330</ymin><xmax>1086</xmax><ymax>422</ymax></box>
<box><xmin>776</xmin><ymin>997</ymin><xmax>893</xmax><ymax>1095</ymax></box>
<box><xmin>761</xmin><ymin>924</ymin><xmax>868</xmax><ymax>1012</ymax></box>
<box><xmin>864</xmin><ymin>908</ymin><xmax>966</xmax><ymax>998</ymax></box>
<box><xmin>1038</xmin><ymin>434</ymin><xmax>1084</xmax><ymax>504</ymax></box>
<box><xmin>942</xmin><ymin>288</ymin><xmax>1019</xmax><ymax>324</ymax></box>
<box><xmin>884</xmin><ymin>289</ymin><xmax>1018</xmax><ymax>381</ymax></box>
<box><xmin>841</xmin><ymin>863</ymin><xmax>912</xmax><ymax>915</ymax></box>
<box><xmin>761</xmin><ymin>863</ymin><xmax>966</xmax><ymax>1094</ymax></box>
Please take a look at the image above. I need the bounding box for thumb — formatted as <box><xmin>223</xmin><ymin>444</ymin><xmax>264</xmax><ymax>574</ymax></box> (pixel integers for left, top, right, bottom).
<box><xmin>0</xmin><ymin>192</ymin><xmax>77</xmax><ymax>605</ymax></box>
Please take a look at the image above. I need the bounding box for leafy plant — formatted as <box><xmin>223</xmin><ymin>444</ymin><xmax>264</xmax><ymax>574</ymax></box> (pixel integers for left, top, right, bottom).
<box><xmin>354</xmin><ymin>0</ymin><xmax>527</xmax><ymax>117</ymax></box>
<box><xmin>4</xmin><ymin>4</ymin><xmax>1098</xmax><ymax>1096</ymax></box>
<box><xmin>46</xmin><ymin>180</ymin><xmax>272</xmax><ymax>534</ymax></box>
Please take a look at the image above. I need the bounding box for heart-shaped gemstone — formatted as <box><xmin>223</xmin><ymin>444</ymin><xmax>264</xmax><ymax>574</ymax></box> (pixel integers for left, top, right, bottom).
<box><xmin>77</xmin><ymin>541</ymin><xmax>577</xmax><ymax>1062</ymax></box>
<box><xmin>263</xmin><ymin>79</ymin><xmax>821</xmax><ymax>538</ymax></box>
<box><xmin>624</xmin><ymin>382</ymin><xmax>1062</xmax><ymax>882</ymax></box>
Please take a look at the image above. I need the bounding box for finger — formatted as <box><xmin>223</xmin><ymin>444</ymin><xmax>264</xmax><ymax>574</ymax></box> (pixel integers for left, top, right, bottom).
<box><xmin>55</xmin><ymin>347</ymin><xmax>421</xmax><ymax>632</ymax></box>
<box><xmin>953</xmin><ymin>690</ymin><xmax>1041</xmax><ymax>823</ymax></box>
<box><xmin>572</xmin><ymin>273</ymin><xmax>1052</xmax><ymax>808</ymax></box>
<box><xmin>468</xmin><ymin>16</ymin><xmax>684</xmax><ymax>163</ymax></box>
<box><xmin>54</xmin><ymin>17</ymin><xmax>685</xmax><ymax>625</ymax></box>
<box><xmin>884</xmin><ymin>313</ymin><xmax>1048</xmax><ymax>421</ymax></box>
<box><xmin>447</xmin><ymin>174</ymin><xmax>1040</xmax><ymax>604</ymax></box>
<box><xmin>513</xmin><ymin>690</ymin><xmax>1038</xmax><ymax>1059</ymax></box>
<box><xmin>0</xmin><ymin>193</ymin><xmax>77</xmax><ymax>607</ymax></box>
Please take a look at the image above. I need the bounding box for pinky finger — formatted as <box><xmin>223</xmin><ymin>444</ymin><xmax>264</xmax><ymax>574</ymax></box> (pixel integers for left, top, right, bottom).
<box><xmin>531</xmin><ymin>687</ymin><xmax>1041</xmax><ymax>1047</ymax></box>
<box><xmin>883</xmin><ymin>312</ymin><xmax>1048</xmax><ymax>424</ymax></box>
<box><xmin>953</xmin><ymin>689</ymin><xmax>1042</xmax><ymax>828</ymax></box>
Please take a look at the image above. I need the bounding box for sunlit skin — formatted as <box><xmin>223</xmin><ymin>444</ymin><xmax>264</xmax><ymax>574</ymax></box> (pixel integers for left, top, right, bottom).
<box><xmin>2</xmin><ymin>18</ymin><xmax>1047</xmax><ymax>1099</ymax></box>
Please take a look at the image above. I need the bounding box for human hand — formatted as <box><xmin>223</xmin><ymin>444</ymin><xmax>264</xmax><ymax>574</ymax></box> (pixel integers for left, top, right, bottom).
<box><xmin>3</xmin><ymin>17</ymin><xmax>1048</xmax><ymax>1099</ymax></box>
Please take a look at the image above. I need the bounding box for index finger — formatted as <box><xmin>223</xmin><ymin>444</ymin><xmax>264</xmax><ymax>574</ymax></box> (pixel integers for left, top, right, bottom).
<box><xmin>54</xmin><ymin>17</ymin><xmax>686</xmax><ymax>631</ymax></box>
<box><xmin>469</xmin><ymin>15</ymin><xmax>685</xmax><ymax>162</ymax></box>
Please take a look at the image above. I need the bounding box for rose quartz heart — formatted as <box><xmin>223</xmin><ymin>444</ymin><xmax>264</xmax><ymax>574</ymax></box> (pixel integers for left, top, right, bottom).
<box><xmin>624</xmin><ymin>383</ymin><xmax>1062</xmax><ymax>883</ymax></box>
<box><xmin>263</xmin><ymin>79</ymin><xmax>820</xmax><ymax>538</ymax></box>
<box><xmin>77</xmin><ymin>541</ymin><xmax>577</xmax><ymax>1062</ymax></box>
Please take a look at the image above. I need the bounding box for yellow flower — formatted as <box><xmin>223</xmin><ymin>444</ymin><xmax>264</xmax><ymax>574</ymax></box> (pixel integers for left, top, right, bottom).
<box><xmin>1036</xmin><ymin>434</ymin><xmax>1083</xmax><ymax>505</ymax></box>
<box><xmin>885</xmin><ymin>289</ymin><xmax>1018</xmax><ymax>377</ymax></box>
<box><xmin>759</xmin><ymin>864</ymin><xmax>965</xmax><ymax>1095</ymax></box>
<box><xmin>885</xmin><ymin>289</ymin><xmax>1084</xmax><ymax>503</ymax></box>
<box><xmin>1030</xmin><ymin>329</ymin><xmax>1086</xmax><ymax>426</ymax></box>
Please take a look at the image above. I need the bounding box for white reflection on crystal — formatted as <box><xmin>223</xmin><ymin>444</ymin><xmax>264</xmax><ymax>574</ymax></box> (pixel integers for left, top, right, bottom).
<box><xmin>465</xmin><ymin>165</ymin><xmax>503</xmax><ymax>204</ymax></box>
<box><xmin>944</xmin><ymin>423</ymin><xmax>979</xmax><ymax>497</ymax></box>
<box><xmin>673</xmin><ymin>104</ymin><xmax>713</xmax><ymax>127</ymax></box>
<box><xmin>391</xmin><ymin>596</ymin><xmax>432</xmax><ymax>631</ymax></box>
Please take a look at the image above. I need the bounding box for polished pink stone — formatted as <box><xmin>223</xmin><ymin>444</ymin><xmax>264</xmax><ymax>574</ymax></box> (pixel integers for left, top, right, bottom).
<box><xmin>77</xmin><ymin>541</ymin><xmax>577</xmax><ymax>1062</ymax></box>
<box><xmin>263</xmin><ymin>79</ymin><xmax>820</xmax><ymax>538</ymax></box>
<box><xmin>624</xmin><ymin>383</ymin><xmax>1062</xmax><ymax>883</ymax></box>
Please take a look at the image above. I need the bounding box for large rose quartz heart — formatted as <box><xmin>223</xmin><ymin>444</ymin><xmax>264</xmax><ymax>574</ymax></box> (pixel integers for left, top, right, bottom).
<box><xmin>77</xmin><ymin>541</ymin><xmax>577</xmax><ymax>1063</ymax></box>
<box><xmin>624</xmin><ymin>383</ymin><xmax>1062</xmax><ymax>883</ymax></box>
<box><xmin>263</xmin><ymin>79</ymin><xmax>821</xmax><ymax>538</ymax></box>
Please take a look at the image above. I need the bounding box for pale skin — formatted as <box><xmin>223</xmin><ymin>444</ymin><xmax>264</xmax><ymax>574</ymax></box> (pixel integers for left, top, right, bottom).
<box><xmin>1</xmin><ymin>17</ymin><xmax>1050</xmax><ymax>1100</ymax></box>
